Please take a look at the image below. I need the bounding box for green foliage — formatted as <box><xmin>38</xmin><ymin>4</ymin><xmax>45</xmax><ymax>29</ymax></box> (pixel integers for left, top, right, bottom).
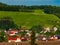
<box><xmin>54</xmin><ymin>13</ymin><xmax>60</xmax><ymax>18</ymax></box>
<box><xmin>55</xmin><ymin>27</ymin><xmax>60</xmax><ymax>35</ymax></box>
<box><xmin>0</xmin><ymin>31</ymin><xmax>8</xmax><ymax>42</ymax></box>
<box><xmin>40</xmin><ymin>5</ymin><xmax>60</xmax><ymax>18</ymax></box>
<box><xmin>0</xmin><ymin>17</ymin><xmax>19</xmax><ymax>30</ymax></box>
<box><xmin>20</xmin><ymin>30</ymin><xmax>27</xmax><ymax>36</ymax></box>
<box><xmin>30</xmin><ymin>25</ymin><xmax>43</xmax><ymax>33</ymax></box>
<box><xmin>31</xmin><ymin>30</ymin><xmax>36</xmax><ymax>45</ymax></box>
<box><xmin>45</xmin><ymin>31</ymin><xmax>55</xmax><ymax>37</ymax></box>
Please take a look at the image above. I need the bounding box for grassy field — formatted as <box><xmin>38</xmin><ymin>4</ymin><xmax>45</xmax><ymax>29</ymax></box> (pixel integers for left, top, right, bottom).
<box><xmin>0</xmin><ymin>10</ymin><xmax>60</xmax><ymax>28</ymax></box>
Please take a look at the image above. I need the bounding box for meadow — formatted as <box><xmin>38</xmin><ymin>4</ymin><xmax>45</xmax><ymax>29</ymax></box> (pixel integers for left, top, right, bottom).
<box><xmin>0</xmin><ymin>10</ymin><xmax>59</xmax><ymax>28</ymax></box>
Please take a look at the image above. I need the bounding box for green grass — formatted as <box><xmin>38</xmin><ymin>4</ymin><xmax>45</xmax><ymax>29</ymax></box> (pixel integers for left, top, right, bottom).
<box><xmin>0</xmin><ymin>10</ymin><xmax>60</xmax><ymax>28</ymax></box>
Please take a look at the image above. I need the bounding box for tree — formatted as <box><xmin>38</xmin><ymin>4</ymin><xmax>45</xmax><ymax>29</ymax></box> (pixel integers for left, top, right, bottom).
<box><xmin>31</xmin><ymin>29</ymin><xmax>36</xmax><ymax>45</ymax></box>
<box><xmin>0</xmin><ymin>31</ymin><xmax>8</xmax><ymax>42</ymax></box>
<box><xmin>30</xmin><ymin>25</ymin><xmax>43</xmax><ymax>33</ymax></box>
<box><xmin>45</xmin><ymin>31</ymin><xmax>55</xmax><ymax>38</ymax></box>
<box><xmin>55</xmin><ymin>27</ymin><xmax>60</xmax><ymax>35</ymax></box>
<box><xmin>0</xmin><ymin>17</ymin><xmax>18</xmax><ymax>30</ymax></box>
<box><xmin>20</xmin><ymin>30</ymin><xmax>27</xmax><ymax>36</ymax></box>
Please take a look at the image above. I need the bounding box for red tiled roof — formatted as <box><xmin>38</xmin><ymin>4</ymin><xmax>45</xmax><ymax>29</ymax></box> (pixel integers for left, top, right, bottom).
<box><xmin>9</xmin><ymin>31</ymin><xmax>14</xmax><ymax>34</ymax></box>
<box><xmin>8</xmin><ymin>36</ymin><xmax>17</xmax><ymax>40</ymax></box>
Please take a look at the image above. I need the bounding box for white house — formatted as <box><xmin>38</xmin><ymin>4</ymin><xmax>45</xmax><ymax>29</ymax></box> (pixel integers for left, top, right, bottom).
<box><xmin>53</xmin><ymin>27</ymin><xmax>58</xmax><ymax>32</ymax></box>
<box><xmin>44</xmin><ymin>27</ymin><xmax>50</xmax><ymax>33</ymax></box>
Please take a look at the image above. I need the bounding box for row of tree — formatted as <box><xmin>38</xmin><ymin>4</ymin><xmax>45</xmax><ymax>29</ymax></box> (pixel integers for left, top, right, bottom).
<box><xmin>0</xmin><ymin>3</ymin><xmax>60</xmax><ymax>13</ymax></box>
<box><xmin>0</xmin><ymin>2</ymin><xmax>60</xmax><ymax>18</ymax></box>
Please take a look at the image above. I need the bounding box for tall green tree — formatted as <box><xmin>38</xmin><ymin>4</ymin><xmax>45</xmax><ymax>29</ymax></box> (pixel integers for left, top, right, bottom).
<box><xmin>30</xmin><ymin>25</ymin><xmax>43</xmax><ymax>33</ymax></box>
<box><xmin>31</xmin><ymin>29</ymin><xmax>36</xmax><ymax>45</ymax></box>
<box><xmin>0</xmin><ymin>17</ymin><xmax>18</xmax><ymax>30</ymax></box>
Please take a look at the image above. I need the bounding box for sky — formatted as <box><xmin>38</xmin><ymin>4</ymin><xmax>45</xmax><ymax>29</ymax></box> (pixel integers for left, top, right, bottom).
<box><xmin>0</xmin><ymin>0</ymin><xmax>60</xmax><ymax>6</ymax></box>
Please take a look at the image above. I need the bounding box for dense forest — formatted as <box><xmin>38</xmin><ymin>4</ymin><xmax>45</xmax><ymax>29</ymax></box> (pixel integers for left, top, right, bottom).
<box><xmin>0</xmin><ymin>2</ymin><xmax>60</xmax><ymax>18</ymax></box>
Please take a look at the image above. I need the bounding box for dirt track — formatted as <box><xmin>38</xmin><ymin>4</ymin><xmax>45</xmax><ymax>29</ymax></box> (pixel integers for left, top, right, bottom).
<box><xmin>0</xmin><ymin>41</ymin><xmax>60</xmax><ymax>45</ymax></box>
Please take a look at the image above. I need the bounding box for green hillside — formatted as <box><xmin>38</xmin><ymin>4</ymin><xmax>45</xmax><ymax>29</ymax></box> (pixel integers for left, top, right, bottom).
<box><xmin>0</xmin><ymin>10</ymin><xmax>60</xmax><ymax>28</ymax></box>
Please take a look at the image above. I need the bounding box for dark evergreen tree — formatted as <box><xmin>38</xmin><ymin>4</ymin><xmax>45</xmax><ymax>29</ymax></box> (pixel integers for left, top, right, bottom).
<box><xmin>0</xmin><ymin>17</ymin><xmax>18</xmax><ymax>30</ymax></box>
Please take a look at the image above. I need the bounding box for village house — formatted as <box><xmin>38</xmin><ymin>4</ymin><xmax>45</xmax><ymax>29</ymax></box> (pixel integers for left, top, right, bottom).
<box><xmin>8</xmin><ymin>28</ymin><xmax>18</xmax><ymax>36</ymax></box>
<box><xmin>48</xmin><ymin>35</ymin><xmax>58</xmax><ymax>41</ymax></box>
<box><xmin>53</xmin><ymin>26</ymin><xmax>58</xmax><ymax>32</ymax></box>
<box><xmin>44</xmin><ymin>27</ymin><xmax>50</xmax><ymax>33</ymax></box>
<box><xmin>8</xmin><ymin>36</ymin><xmax>21</xmax><ymax>42</ymax></box>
